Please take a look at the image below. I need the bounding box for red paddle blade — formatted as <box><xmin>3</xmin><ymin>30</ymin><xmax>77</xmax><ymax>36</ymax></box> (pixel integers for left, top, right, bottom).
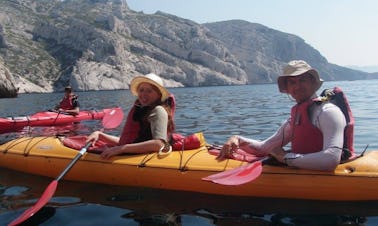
<box><xmin>202</xmin><ymin>155</ymin><xmax>266</xmax><ymax>181</ymax></box>
<box><xmin>211</xmin><ymin>161</ymin><xmax>263</xmax><ymax>185</ymax></box>
<box><xmin>102</xmin><ymin>107</ymin><xmax>124</xmax><ymax>129</ymax></box>
<box><xmin>202</xmin><ymin>164</ymin><xmax>247</xmax><ymax>181</ymax></box>
<box><xmin>8</xmin><ymin>180</ymin><xmax>58</xmax><ymax>226</ymax></box>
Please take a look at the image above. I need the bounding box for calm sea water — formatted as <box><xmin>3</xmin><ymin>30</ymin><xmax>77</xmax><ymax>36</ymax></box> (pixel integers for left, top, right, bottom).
<box><xmin>1</xmin><ymin>80</ymin><xmax>378</xmax><ymax>225</ymax></box>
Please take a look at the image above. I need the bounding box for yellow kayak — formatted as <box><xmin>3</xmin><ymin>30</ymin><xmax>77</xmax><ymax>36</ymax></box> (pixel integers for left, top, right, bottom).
<box><xmin>1</xmin><ymin>136</ymin><xmax>378</xmax><ymax>201</ymax></box>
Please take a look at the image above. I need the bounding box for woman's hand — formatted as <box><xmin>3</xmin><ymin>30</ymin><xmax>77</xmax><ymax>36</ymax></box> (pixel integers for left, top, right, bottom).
<box><xmin>216</xmin><ymin>135</ymin><xmax>239</xmax><ymax>160</ymax></box>
<box><xmin>86</xmin><ymin>131</ymin><xmax>101</xmax><ymax>146</ymax></box>
<box><xmin>100</xmin><ymin>146</ymin><xmax>121</xmax><ymax>160</ymax></box>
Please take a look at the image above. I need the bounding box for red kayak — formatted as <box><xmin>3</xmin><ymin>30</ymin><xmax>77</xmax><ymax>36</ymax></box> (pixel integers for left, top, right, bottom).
<box><xmin>0</xmin><ymin>107</ymin><xmax>122</xmax><ymax>134</ymax></box>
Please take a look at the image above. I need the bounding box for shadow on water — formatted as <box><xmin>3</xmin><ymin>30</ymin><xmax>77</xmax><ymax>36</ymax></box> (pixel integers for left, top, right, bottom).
<box><xmin>1</xmin><ymin>167</ymin><xmax>377</xmax><ymax>225</ymax></box>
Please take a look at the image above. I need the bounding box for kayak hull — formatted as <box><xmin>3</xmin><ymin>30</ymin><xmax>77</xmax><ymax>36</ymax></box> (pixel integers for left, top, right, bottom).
<box><xmin>0</xmin><ymin>107</ymin><xmax>121</xmax><ymax>134</ymax></box>
<box><xmin>1</xmin><ymin>136</ymin><xmax>378</xmax><ymax>201</ymax></box>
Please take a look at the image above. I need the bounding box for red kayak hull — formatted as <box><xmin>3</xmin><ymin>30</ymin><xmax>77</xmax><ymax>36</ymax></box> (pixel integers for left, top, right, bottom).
<box><xmin>0</xmin><ymin>107</ymin><xmax>121</xmax><ymax>134</ymax></box>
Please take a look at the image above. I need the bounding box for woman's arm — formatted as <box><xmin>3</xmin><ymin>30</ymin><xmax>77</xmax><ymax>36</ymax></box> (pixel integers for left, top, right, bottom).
<box><xmin>100</xmin><ymin>139</ymin><xmax>165</xmax><ymax>159</ymax></box>
<box><xmin>87</xmin><ymin>131</ymin><xmax>120</xmax><ymax>146</ymax></box>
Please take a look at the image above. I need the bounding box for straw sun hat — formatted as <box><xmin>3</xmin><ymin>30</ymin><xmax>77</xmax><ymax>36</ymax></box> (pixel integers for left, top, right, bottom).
<box><xmin>277</xmin><ymin>60</ymin><xmax>323</xmax><ymax>93</ymax></box>
<box><xmin>130</xmin><ymin>73</ymin><xmax>170</xmax><ymax>102</ymax></box>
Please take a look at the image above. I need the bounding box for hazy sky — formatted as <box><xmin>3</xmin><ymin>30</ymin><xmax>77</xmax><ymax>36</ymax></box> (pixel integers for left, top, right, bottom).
<box><xmin>127</xmin><ymin>0</ymin><xmax>378</xmax><ymax>67</ymax></box>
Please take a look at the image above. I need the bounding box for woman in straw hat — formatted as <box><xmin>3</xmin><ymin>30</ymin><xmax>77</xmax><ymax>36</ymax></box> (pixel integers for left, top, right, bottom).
<box><xmin>218</xmin><ymin>60</ymin><xmax>354</xmax><ymax>171</ymax></box>
<box><xmin>87</xmin><ymin>73</ymin><xmax>175</xmax><ymax>159</ymax></box>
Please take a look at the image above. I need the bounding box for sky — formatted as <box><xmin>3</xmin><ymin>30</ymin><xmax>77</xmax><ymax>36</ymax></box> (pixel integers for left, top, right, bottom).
<box><xmin>126</xmin><ymin>0</ymin><xmax>378</xmax><ymax>68</ymax></box>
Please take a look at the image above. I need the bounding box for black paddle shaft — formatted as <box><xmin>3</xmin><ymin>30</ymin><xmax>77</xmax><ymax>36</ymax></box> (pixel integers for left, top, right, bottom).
<box><xmin>56</xmin><ymin>142</ymin><xmax>91</xmax><ymax>181</ymax></box>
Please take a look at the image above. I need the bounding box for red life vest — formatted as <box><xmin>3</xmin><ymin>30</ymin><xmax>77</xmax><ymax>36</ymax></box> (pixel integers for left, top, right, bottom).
<box><xmin>290</xmin><ymin>87</ymin><xmax>355</xmax><ymax>160</ymax></box>
<box><xmin>119</xmin><ymin>94</ymin><xmax>176</xmax><ymax>145</ymax></box>
<box><xmin>290</xmin><ymin>100</ymin><xmax>323</xmax><ymax>154</ymax></box>
<box><xmin>59</xmin><ymin>94</ymin><xmax>77</xmax><ymax>110</ymax></box>
<box><xmin>118</xmin><ymin>106</ymin><xmax>140</xmax><ymax>145</ymax></box>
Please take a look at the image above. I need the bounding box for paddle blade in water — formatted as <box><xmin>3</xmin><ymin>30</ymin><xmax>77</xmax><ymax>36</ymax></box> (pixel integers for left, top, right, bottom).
<box><xmin>8</xmin><ymin>180</ymin><xmax>58</xmax><ymax>226</ymax></box>
<box><xmin>8</xmin><ymin>142</ymin><xmax>91</xmax><ymax>226</ymax></box>
<box><xmin>102</xmin><ymin>107</ymin><xmax>124</xmax><ymax>129</ymax></box>
<box><xmin>211</xmin><ymin>161</ymin><xmax>263</xmax><ymax>185</ymax></box>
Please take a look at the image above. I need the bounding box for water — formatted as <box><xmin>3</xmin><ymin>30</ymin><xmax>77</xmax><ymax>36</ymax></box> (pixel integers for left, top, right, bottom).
<box><xmin>1</xmin><ymin>80</ymin><xmax>378</xmax><ymax>225</ymax></box>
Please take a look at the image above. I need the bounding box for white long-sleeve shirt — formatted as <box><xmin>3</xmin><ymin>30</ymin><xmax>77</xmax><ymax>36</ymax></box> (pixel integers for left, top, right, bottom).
<box><xmin>237</xmin><ymin>101</ymin><xmax>346</xmax><ymax>171</ymax></box>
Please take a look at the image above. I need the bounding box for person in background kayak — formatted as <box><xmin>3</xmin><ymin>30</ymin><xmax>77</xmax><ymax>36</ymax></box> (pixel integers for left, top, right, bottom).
<box><xmin>218</xmin><ymin>60</ymin><xmax>351</xmax><ymax>171</ymax></box>
<box><xmin>55</xmin><ymin>86</ymin><xmax>80</xmax><ymax>115</ymax></box>
<box><xmin>86</xmin><ymin>73</ymin><xmax>175</xmax><ymax>159</ymax></box>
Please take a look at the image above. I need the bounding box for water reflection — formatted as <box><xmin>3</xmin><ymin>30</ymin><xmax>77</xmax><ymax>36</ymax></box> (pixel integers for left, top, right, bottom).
<box><xmin>1</xmin><ymin>166</ymin><xmax>378</xmax><ymax>225</ymax></box>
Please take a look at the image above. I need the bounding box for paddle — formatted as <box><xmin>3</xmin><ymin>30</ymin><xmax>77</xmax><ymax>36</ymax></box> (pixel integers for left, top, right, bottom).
<box><xmin>51</xmin><ymin>110</ymin><xmax>61</xmax><ymax>125</ymax></box>
<box><xmin>203</xmin><ymin>144</ymin><xmax>266</xmax><ymax>182</ymax></box>
<box><xmin>8</xmin><ymin>107</ymin><xmax>123</xmax><ymax>226</ymax></box>
<box><xmin>202</xmin><ymin>156</ymin><xmax>269</xmax><ymax>186</ymax></box>
<box><xmin>202</xmin><ymin>162</ymin><xmax>255</xmax><ymax>181</ymax></box>
<box><xmin>100</xmin><ymin>107</ymin><xmax>124</xmax><ymax>130</ymax></box>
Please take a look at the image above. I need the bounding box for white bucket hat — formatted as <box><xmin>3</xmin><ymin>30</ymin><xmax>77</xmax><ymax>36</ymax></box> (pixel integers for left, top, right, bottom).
<box><xmin>277</xmin><ymin>60</ymin><xmax>323</xmax><ymax>93</ymax></box>
<box><xmin>130</xmin><ymin>73</ymin><xmax>170</xmax><ymax>102</ymax></box>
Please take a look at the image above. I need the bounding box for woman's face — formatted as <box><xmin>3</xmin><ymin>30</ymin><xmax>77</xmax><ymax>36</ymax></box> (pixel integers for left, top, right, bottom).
<box><xmin>137</xmin><ymin>83</ymin><xmax>161</xmax><ymax>106</ymax></box>
<box><xmin>286</xmin><ymin>73</ymin><xmax>316</xmax><ymax>103</ymax></box>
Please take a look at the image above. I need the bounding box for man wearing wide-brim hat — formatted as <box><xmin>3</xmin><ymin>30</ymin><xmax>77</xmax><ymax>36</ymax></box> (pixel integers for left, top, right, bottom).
<box><xmin>219</xmin><ymin>60</ymin><xmax>354</xmax><ymax>172</ymax></box>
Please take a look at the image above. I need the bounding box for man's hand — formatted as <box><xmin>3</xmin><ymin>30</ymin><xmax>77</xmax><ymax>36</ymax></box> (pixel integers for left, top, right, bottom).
<box><xmin>216</xmin><ymin>135</ymin><xmax>239</xmax><ymax>160</ymax></box>
<box><xmin>269</xmin><ymin>147</ymin><xmax>287</xmax><ymax>164</ymax></box>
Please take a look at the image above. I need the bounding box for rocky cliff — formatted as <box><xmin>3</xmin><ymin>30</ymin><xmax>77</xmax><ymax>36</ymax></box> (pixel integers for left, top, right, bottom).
<box><xmin>0</xmin><ymin>56</ymin><xmax>18</xmax><ymax>97</ymax></box>
<box><xmin>0</xmin><ymin>0</ymin><xmax>375</xmax><ymax>96</ymax></box>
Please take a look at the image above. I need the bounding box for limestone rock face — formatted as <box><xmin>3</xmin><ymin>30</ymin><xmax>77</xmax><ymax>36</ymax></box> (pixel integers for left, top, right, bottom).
<box><xmin>0</xmin><ymin>0</ymin><xmax>373</xmax><ymax>93</ymax></box>
<box><xmin>0</xmin><ymin>58</ymin><xmax>18</xmax><ymax>98</ymax></box>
